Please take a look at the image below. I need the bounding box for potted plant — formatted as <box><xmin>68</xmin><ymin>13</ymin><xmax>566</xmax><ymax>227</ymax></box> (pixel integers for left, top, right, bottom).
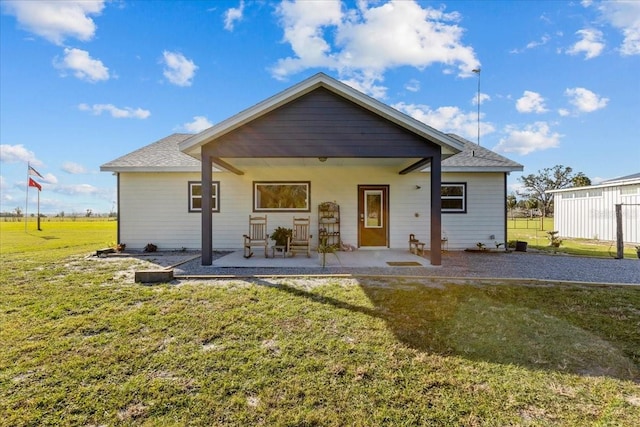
<box><xmin>317</xmin><ymin>237</ymin><xmax>337</xmax><ymax>268</ymax></box>
<box><xmin>546</xmin><ymin>231</ymin><xmax>562</xmax><ymax>248</ymax></box>
<box><xmin>270</xmin><ymin>227</ymin><xmax>292</xmax><ymax>248</ymax></box>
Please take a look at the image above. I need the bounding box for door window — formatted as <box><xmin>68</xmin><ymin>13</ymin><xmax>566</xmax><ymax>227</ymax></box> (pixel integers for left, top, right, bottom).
<box><xmin>364</xmin><ymin>190</ymin><xmax>383</xmax><ymax>228</ymax></box>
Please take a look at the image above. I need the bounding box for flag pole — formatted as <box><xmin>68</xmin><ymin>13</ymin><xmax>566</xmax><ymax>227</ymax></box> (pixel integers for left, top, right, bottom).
<box><xmin>37</xmin><ymin>188</ymin><xmax>41</xmax><ymax>231</ymax></box>
<box><xmin>25</xmin><ymin>163</ymin><xmax>29</xmax><ymax>233</ymax></box>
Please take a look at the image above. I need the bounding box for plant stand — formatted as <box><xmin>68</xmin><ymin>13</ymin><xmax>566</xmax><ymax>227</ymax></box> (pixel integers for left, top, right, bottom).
<box><xmin>271</xmin><ymin>245</ymin><xmax>288</xmax><ymax>258</ymax></box>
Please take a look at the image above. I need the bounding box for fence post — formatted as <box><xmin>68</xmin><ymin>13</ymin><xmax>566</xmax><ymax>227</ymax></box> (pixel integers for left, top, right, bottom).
<box><xmin>615</xmin><ymin>204</ymin><xmax>623</xmax><ymax>259</ymax></box>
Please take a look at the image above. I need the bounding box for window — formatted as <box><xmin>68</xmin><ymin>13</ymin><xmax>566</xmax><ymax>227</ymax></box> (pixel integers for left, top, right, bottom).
<box><xmin>441</xmin><ymin>183</ymin><xmax>466</xmax><ymax>213</ymax></box>
<box><xmin>254</xmin><ymin>181</ymin><xmax>310</xmax><ymax>212</ymax></box>
<box><xmin>188</xmin><ymin>181</ymin><xmax>220</xmax><ymax>212</ymax></box>
<box><xmin>364</xmin><ymin>190</ymin><xmax>383</xmax><ymax>228</ymax></box>
<box><xmin>621</xmin><ymin>185</ymin><xmax>640</xmax><ymax>196</ymax></box>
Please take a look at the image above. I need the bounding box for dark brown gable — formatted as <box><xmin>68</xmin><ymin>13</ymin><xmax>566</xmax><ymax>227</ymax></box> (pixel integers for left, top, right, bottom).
<box><xmin>205</xmin><ymin>87</ymin><xmax>440</xmax><ymax>158</ymax></box>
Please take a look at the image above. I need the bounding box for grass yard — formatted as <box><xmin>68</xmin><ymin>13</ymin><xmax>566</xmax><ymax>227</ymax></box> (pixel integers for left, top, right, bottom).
<box><xmin>1</xmin><ymin>221</ymin><xmax>639</xmax><ymax>425</ymax></box>
<box><xmin>508</xmin><ymin>217</ymin><xmax>638</xmax><ymax>258</ymax></box>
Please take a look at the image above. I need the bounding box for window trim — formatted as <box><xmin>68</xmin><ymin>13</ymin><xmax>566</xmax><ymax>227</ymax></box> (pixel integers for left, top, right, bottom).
<box><xmin>253</xmin><ymin>181</ymin><xmax>311</xmax><ymax>212</ymax></box>
<box><xmin>441</xmin><ymin>182</ymin><xmax>467</xmax><ymax>213</ymax></box>
<box><xmin>188</xmin><ymin>181</ymin><xmax>220</xmax><ymax>213</ymax></box>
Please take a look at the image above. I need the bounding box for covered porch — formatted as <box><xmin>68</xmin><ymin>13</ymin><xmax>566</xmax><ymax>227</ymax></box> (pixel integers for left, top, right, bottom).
<box><xmin>179</xmin><ymin>74</ymin><xmax>466</xmax><ymax>267</ymax></box>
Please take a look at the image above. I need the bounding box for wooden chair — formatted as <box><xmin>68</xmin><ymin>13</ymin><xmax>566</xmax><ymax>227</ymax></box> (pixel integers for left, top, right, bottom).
<box><xmin>243</xmin><ymin>215</ymin><xmax>268</xmax><ymax>258</ymax></box>
<box><xmin>409</xmin><ymin>233</ymin><xmax>425</xmax><ymax>255</ymax></box>
<box><xmin>288</xmin><ymin>217</ymin><xmax>312</xmax><ymax>257</ymax></box>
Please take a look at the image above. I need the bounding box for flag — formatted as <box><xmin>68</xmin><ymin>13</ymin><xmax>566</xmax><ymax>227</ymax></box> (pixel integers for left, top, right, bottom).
<box><xmin>28</xmin><ymin>165</ymin><xmax>44</xmax><ymax>179</ymax></box>
<box><xmin>28</xmin><ymin>178</ymin><xmax>42</xmax><ymax>191</ymax></box>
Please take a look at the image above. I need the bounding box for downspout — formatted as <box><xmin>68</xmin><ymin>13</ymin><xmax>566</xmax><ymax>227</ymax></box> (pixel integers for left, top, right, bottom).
<box><xmin>503</xmin><ymin>173</ymin><xmax>508</xmax><ymax>252</ymax></box>
<box><xmin>116</xmin><ymin>172</ymin><xmax>120</xmax><ymax>245</ymax></box>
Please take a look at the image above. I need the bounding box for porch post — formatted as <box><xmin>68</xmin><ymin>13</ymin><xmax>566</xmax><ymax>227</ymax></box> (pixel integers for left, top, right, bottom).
<box><xmin>430</xmin><ymin>154</ymin><xmax>442</xmax><ymax>266</ymax></box>
<box><xmin>201</xmin><ymin>153</ymin><xmax>213</xmax><ymax>265</ymax></box>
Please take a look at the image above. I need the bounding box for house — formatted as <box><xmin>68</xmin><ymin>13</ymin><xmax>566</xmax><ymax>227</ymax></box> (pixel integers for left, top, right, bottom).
<box><xmin>101</xmin><ymin>73</ymin><xmax>523</xmax><ymax>266</ymax></box>
<box><xmin>547</xmin><ymin>173</ymin><xmax>640</xmax><ymax>244</ymax></box>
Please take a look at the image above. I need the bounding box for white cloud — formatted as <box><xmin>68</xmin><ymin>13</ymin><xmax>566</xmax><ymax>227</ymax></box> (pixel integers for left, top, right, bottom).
<box><xmin>515</xmin><ymin>91</ymin><xmax>548</xmax><ymax>114</ymax></box>
<box><xmin>558</xmin><ymin>108</ymin><xmax>570</xmax><ymax>117</ymax></box>
<box><xmin>471</xmin><ymin>92</ymin><xmax>491</xmax><ymax>106</ymax></box>
<box><xmin>0</xmin><ymin>144</ymin><xmax>42</xmax><ymax>166</ymax></box>
<box><xmin>181</xmin><ymin>116</ymin><xmax>213</xmax><ymax>133</ymax></box>
<box><xmin>272</xmin><ymin>0</ymin><xmax>479</xmax><ymax>97</ymax></box>
<box><xmin>405</xmin><ymin>79</ymin><xmax>420</xmax><ymax>92</ymax></box>
<box><xmin>162</xmin><ymin>51</ymin><xmax>198</xmax><ymax>87</ymax></box>
<box><xmin>1</xmin><ymin>0</ymin><xmax>105</xmax><ymax>45</ymax></box>
<box><xmin>526</xmin><ymin>34</ymin><xmax>551</xmax><ymax>49</ymax></box>
<box><xmin>566</xmin><ymin>28</ymin><xmax>605</xmax><ymax>59</ymax></box>
<box><xmin>340</xmin><ymin>71</ymin><xmax>388</xmax><ymax>99</ymax></box>
<box><xmin>394</xmin><ymin>102</ymin><xmax>495</xmax><ymax>141</ymax></box>
<box><xmin>78</xmin><ymin>103</ymin><xmax>151</xmax><ymax>119</ymax></box>
<box><xmin>493</xmin><ymin>122</ymin><xmax>562</xmax><ymax>155</ymax></box>
<box><xmin>224</xmin><ymin>1</ymin><xmax>245</xmax><ymax>31</ymax></box>
<box><xmin>62</xmin><ymin>161</ymin><xmax>87</xmax><ymax>174</ymax></box>
<box><xmin>0</xmin><ymin>176</ymin><xmax>7</xmax><ymax>191</ymax></box>
<box><xmin>43</xmin><ymin>173</ymin><xmax>58</xmax><ymax>184</ymax></box>
<box><xmin>53</xmin><ymin>183</ymin><xmax>99</xmax><ymax>196</ymax></box>
<box><xmin>564</xmin><ymin>87</ymin><xmax>609</xmax><ymax>113</ymax></box>
<box><xmin>54</xmin><ymin>48</ymin><xmax>109</xmax><ymax>82</ymax></box>
<box><xmin>590</xmin><ymin>0</ymin><xmax>640</xmax><ymax>56</ymax></box>
<box><xmin>511</xmin><ymin>34</ymin><xmax>551</xmax><ymax>54</ymax></box>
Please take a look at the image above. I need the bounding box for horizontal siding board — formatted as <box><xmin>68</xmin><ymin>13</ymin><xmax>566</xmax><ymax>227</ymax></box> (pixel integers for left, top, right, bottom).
<box><xmin>441</xmin><ymin>173</ymin><xmax>507</xmax><ymax>249</ymax></box>
<box><xmin>207</xmin><ymin>88</ymin><xmax>440</xmax><ymax>158</ymax></box>
<box><xmin>119</xmin><ymin>170</ymin><xmax>507</xmax><ymax>252</ymax></box>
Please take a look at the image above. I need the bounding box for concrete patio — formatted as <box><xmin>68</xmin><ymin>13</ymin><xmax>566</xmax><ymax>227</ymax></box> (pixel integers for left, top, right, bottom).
<box><xmin>211</xmin><ymin>249</ymin><xmax>432</xmax><ymax>268</ymax></box>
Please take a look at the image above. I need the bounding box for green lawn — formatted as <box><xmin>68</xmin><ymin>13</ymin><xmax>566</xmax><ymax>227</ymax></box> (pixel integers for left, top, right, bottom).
<box><xmin>508</xmin><ymin>217</ymin><xmax>638</xmax><ymax>258</ymax></box>
<box><xmin>1</xmin><ymin>221</ymin><xmax>639</xmax><ymax>425</ymax></box>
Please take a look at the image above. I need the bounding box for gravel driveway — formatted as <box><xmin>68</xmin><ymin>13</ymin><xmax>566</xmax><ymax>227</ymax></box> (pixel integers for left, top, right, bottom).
<box><xmin>173</xmin><ymin>251</ymin><xmax>640</xmax><ymax>285</ymax></box>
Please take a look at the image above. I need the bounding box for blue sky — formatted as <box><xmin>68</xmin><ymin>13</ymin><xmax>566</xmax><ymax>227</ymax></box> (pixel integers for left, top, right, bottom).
<box><xmin>1</xmin><ymin>0</ymin><xmax>639</xmax><ymax>215</ymax></box>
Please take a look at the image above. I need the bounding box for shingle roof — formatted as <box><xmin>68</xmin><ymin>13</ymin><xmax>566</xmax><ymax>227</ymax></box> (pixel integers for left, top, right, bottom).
<box><xmin>441</xmin><ymin>134</ymin><xmax>523</xmax><ymax>172</ymax></box>
<box><xmin>101</xmin><ymin>133</ymin><xmax>201</xmax><ymax>172</ymax></box>
<box><xmin>102</xmin><ymin>132</ymin><xmax>523</xmax><ymax>173</ymax></box>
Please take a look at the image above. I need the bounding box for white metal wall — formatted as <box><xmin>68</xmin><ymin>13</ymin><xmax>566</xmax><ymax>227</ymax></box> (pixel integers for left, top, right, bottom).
<box><xmin>553</xmin><ymin>184</ymin><xmax>640</xmax><ymax>244</ymax></box>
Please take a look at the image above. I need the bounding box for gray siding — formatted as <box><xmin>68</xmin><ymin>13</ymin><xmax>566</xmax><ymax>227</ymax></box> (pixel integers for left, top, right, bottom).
<box><xmin>206</xmin><ymin>88</ymin><xmax>441</xmax><ymax>158</ymax></box>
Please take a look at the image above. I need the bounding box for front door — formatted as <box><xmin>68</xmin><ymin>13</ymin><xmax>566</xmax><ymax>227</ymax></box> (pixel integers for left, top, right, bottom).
<box><xmin>358</xmin><ymin>185</ymin><xmax>389</xmax><ymax>247</ymax></box>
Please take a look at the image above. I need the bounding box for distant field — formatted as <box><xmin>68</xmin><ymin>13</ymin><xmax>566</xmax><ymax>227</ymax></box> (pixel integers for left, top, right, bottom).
<box><xmin>0</xmin><ymin>220</ymin><xmax>116</xmax><ymax>262</ymax></box>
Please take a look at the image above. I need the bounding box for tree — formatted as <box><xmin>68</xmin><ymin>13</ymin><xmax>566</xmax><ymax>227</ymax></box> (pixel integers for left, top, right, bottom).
<box><xmin>518</xmin><ymin>165</ymin><xmax>587</xmax><ymax>218</ymax></box>
<box><xmin>506</xmin><ymin>193</ymin><xmax>517</xmax><ymax>219</ymax></box>
<box><xmin>571</xmin><ymin>172</ymin><xmax>591</xmax><ymax>187</ymax></box>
